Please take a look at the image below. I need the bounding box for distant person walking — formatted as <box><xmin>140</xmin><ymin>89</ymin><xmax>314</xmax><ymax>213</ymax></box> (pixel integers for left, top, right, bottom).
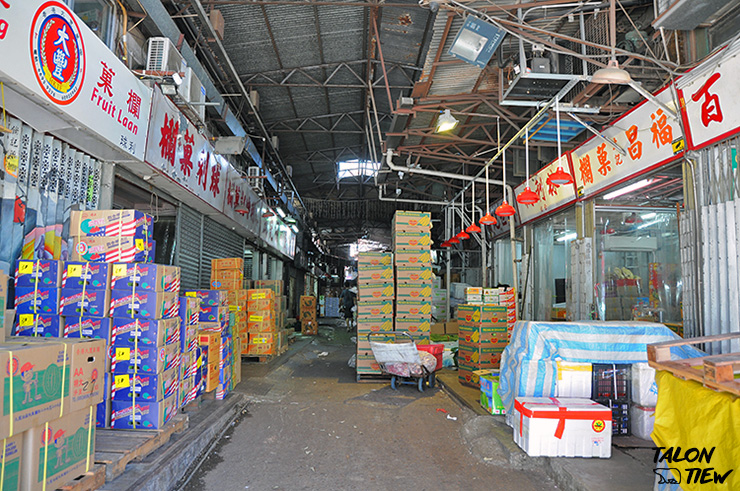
<box><xmin>340</xmin><ymin>281</ymin><xmax>356</xmax><ymax>332</ymax></box>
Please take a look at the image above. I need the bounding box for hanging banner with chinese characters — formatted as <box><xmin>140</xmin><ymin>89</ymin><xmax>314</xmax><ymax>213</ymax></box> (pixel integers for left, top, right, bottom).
<box><xmin>0</xmin><ymin>0</ymin><xmax>150</xmax><ymax>160</ymax></box>
<box><xmin>513</xmin><ymin>154</ymin><xmax>577</xmax><ymax>224</ymax></box>
<box><xmin>144</xmin><ymin>85</ymin><xmax>226</xmax><ymax>212</ymax></box>
<box><xmin>222</xmin><ymin>166</ymin><xmax>262</xmax><ymax>238</ymax></box>
<box><xmin>677</xmin><ymin>40</ymin><xmax>740</xmax><ymax>151</ymax></box>
<box><xmin>570</xmin><ymin>87</ymin><xmax>684</xmax><ymax>199</ymax></box>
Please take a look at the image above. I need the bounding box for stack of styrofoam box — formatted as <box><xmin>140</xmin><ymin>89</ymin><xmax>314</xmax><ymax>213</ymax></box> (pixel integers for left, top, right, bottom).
<box><xmin>109</xmin><ymin>263</ymin><xmax>181</xmax><ymax>429</ymax></box>
<box><xmin>0</xmin><ymin>337</ymin><xmax>105</xmax><ymax>490</ymax></box>
<box><xmin>630</xmin><ymin>362</ymin><xmax>658</xmax><ymax>440</ymax></box>
<box><xmin>356</xmin><ymin>251</ymin><xmax>394</xmax><ymax>377</ymax></box>
<box><xmin>393</xmin><ymin>211</ymin><xmax>432</xmax><ymax>345</ymax></box>
<box><xmin>178</xmin><ymin>295</ymin><xmax>201</xmax><ymax>408</ymax></box>
<box><xmin>431</xmin><ymin>276</ymin><xmax>448</xmax><ymax>321</ymax></box>
<box><xmin>299</xmin><ymin>296</ymin><xmax>318</xmax><ymax>335</ymax></box>
<box><xmin>457</xmin><ymin>304</ymin><xmax>508</xmax><ymax>387</ymax></box>
<box><xmin>246</xmin><ymin>289</ymin><xmax>277</xmax><ymax>357</ymax></box>
<box><xmin>556</xmin><ymin>361</ymin><xmax>593</xmax><ymax>398</ymax></box>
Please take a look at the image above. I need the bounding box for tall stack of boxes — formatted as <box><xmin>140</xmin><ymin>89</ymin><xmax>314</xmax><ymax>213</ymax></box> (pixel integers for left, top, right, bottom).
<box><xmin>356</xmin><ymin>252</ymin><xmax>394</xmax><ymax>376</ymax></box>
<box><xmin>299</xmin><ymin>295</ymin><xmax>317</xmax><ymax>335</ymax></box>
<box><xmin>210</xmin><ymin>258</ymin><xmax>244</xmax><ymax>389</ymax></box>
<box><xmin>192</xmin><ymin>290</ymin><xmax>232</xmax><ymax>399</ymax></box>
<box><xmin>393</xmin><ymin>211</ymin><xmax>432</xmax><ymax>345</ymax></box>
<box><xmin>246</xmin><ymin>288</ymin><xmax>278</xmax><ymax>357</ymax></box>
<box><xmin>457</xmin><ymin>304</ymin><xmax>508</xmax><ymax>387</ymax></box>
<box><xmin>178</xmin><ymin>295</ymin><xmax>201</xmax><ymax>408</ymax></box>
<box><xmin>109</xmin><ymin>263</ymin><xmax>181</xmax><ymax>429</ymax></box>
<box><xmin>0</xmin><ymin>337</ymin><xmax>105</xmax><ymax>490</ymax></box>
<box><xmin>13</xmin><ymin>259</ymin><xmax>63</xmax><ymax>337</ymax></box>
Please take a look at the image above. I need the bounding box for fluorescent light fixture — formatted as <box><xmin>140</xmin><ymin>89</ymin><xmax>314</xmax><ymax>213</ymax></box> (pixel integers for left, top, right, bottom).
<box><xmin>290</xmin><ymin>224</ymin><xmax>299</xmax><ymax>234</ymax></box>
<box><xmin>641</xmin><ymin>212</ymin><xmax>657</xmax><ymax>220</ymax></box>
<box><xmin>602</xmin><ymin>178</ymin><xmax>655</xmax><ymax>200</ymax></box>
<box><xmin>276</xmin><ymin>207</ymin><xmax>286</xmax><ymax>218</ymax></box>
<box><xmin>448</xmin><ymin>16</ymin><xmax>506</xmax><ymax>68</ymax></box>
<box><xmin>172</xmin><ymin>72</ymin><xmax>183</xmax><ymax>86</ymax></box>
<box><xmin>435</xmin><ymin>109</ymin><xmax>458</xmax><ymax>133</ymax></box>
<box><xmin>556</xmin><ymin>232</ymin><xmax>577</xmax><ymax>242</ymax></box>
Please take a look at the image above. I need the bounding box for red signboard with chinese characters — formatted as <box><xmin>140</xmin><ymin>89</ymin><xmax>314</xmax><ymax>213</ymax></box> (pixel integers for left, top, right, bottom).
<box><xmin>514</xmin><ymin>154</ymin><xmax>577</xmax><ymax>224</ymax></box>
<box><xmin>677</xmin><ymin>40</ymin><xmax>740</xmax><ymax>151</ymax></box>
<box><xmin>144</xmin><ymin>85</ymin><xmax>226</xmax><ymax>212</ymax></box>
<box><xmin>570</xmin><ymin>87</ymin><xmax>684</xmax><ymax>199</ymax></box>
<box><xmin>0</xmin><ymin>0</ymin><xmax>151</xmax><ymax>160</ymax></box>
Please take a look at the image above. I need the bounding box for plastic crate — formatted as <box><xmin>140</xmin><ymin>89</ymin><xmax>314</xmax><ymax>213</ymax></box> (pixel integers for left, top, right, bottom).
<box><xmin>592</xmin><ymin>363</ymin><xmax>631</xmax><ymax>400</ymax></box>
<box><xmin>417</xmin><ymin>343</ymin><xmax>443</xmax><ymax>371</ymax></box>
<box><xmin>595</xmin><ymin>398</ymin><xmax>631</xmax><ymax>436</ymax></box>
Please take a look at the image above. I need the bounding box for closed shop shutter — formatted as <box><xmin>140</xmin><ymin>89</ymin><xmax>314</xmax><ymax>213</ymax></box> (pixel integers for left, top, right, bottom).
<box><xmin>176</xmin><ymin>205</ymin><xmax>203</xmax><ymax>291</ymax></box>
<box><xmin>201</xmin><ymin>216</ymin><xmax>244</xmax><ymax>288</ymax></box>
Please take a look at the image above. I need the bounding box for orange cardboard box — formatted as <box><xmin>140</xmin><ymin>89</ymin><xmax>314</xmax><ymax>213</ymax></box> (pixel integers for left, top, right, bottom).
<box><xmin>247</xmin><ymin>298</ymin><xmax>274</xmax><ymax>311</ymax></box>
<box><xmin>205</xmin><ymin>362</ymin><xmax>219</xmax><ymax>392</ymax></box>
<box><xmin>211</xmin><ymin>258</ymin><xmax>244</xmax><ymax>271</ymax></box>
<box><xmin>300</xmin><ymin>296</ymin><xmax>317</xmax><ymax>309</ymax></box>
<box><xmin>210</xmin><ymin>278</ymin><xmax>242</xmax><ymax>290</ymax></box>
<box><xmin>248</xmin><ymin>318</ymin><xmax>276</xmax><ymax>333</ymax></box>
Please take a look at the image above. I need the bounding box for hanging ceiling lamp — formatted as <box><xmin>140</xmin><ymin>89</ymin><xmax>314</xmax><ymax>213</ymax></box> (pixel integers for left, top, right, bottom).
<box><xmin>447</xmin><ymin>206</ymin><xmax>460</xmax><ymax>244</ymax></box>
<box><xmin>449</xmin><ymin>236</ymin><xmax>461</xmax><ymax>244</ymax></box>
<box><xmin>466</xmin><ymin>179</ymin><xmax>482</xmax><ymax>233</ymax></box>
<box><xmin>480</xmin><ymin>122</ymin><xmax>499</xmax><ymax>226</ymax></box>
<box><xmin>547</xmin><ymin>97</ymin><xmax>574</xmax><ymax>187</ymax></box>
<box><xmin>516</xmin><ymin>125</ymin><xmax>539</xmax><ymax>205</ymax></box>
<box><xmin>591</xmin><ymin>0</ymin><xmax>632</xmax><ymax>85</ymax></box>
<box><xmin>440</xmin><ymin>240</ymin><xmax>451</xmax><ymax>248</ymax></box>
<box><xmin>435</xmin><ymin>109</ymin><xmax>459</xmax><ymax>133</ymax></box>
<box><xmin>496</xmin><ymin>145</ymin><xmax>516</xmax><ymax>217</ymax></box>
<box><xmin>457</xmin><ymin>192</ymin><xmax>471</xmax><ymax>239</ymax></box>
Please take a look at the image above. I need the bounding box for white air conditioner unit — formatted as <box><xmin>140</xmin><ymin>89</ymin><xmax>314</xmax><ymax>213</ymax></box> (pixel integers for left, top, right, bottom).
<box><xmin>247</xmin><ymin>166</ymin><xmax>263</xmax><ymax>194</ymax></box>
<box><xmin>178</xmin><ymin>67</ymin><xmax>206</xmax><ymax>122</ymax></box>
<box><xmin>146</xmin><ymin>37</ymin><xmax>186</xmax><ymax>73</ymax></box>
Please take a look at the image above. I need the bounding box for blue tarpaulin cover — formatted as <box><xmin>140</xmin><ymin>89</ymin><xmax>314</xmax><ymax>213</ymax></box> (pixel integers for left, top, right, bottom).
<box><xmin>498</xmin><ymin>321</ymin><xmax>703</xmax><ymax>424</ymax></box>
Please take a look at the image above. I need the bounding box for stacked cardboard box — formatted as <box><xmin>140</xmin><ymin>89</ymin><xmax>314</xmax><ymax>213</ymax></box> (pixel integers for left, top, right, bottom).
<box><xmin>246</xmin><ymin>289</ymin><xmax>278</xmax><ymax>356</ymax></box>
<box><xmin>190</xmin><ymin>290</ymin><xmax>231</xmax><ymax>397</ymax></box>
<box><xmin>457</xmin><ymin>304</ymin><xmax>508</xmax><ymax>387</ymax></box>
<box><xmin>393</xmin><ymin>211</ymin><xmax>432</xmax><ymax>345</ymax></box>
<box><xmin>210</xmin><ymin>258</ymin><xmax>244</xmax><ymax>386</ymax></box>
<box><xmin>13</xmin><ymin>259</ymin><xmax>64</xmax><ymax>337</ymax></box>
<box><xmin>299</xmin><ymin>295</ymin><xmax>317</xmax><ymax>335</ymax></box>
<box><xmin>253</xmin><ymin>280</ymin><xmax>285</xmax><ymax>330</ymax></box>
<box><xmin>69</xmin><ymin>210</ymin><xmax>154</xmax><ymax>263</ymax></box>
<box><xmin>0</xmin><ymin>337</ymin><xmax>105</xmax><ymax>490</ymax></box>
<box><xmin>178</xmin><ymin>296</ymin><xmax>201</xmax><ymax>408</ymax></box>
<box><xmin>356</xmin><ymin>252</ymin><xmax>394</xmax><ymax>376</ymax></box>
<box><xmin>109</xmin><ymin>263</ymin><xmax>181</xmax><ymax>429</ymax></box>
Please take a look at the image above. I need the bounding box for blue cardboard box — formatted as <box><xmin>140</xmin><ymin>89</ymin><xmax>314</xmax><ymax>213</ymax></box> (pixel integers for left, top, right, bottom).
<box><xmin>63</xmin><ymin>316</ymin><xmax>113</xmax><ymax>343</ymax></box>
<box><xmin>110</xmin><ymin>342</ymin><xmax>180</xmax><ymax>374</ymax></box>
<box><xmin>111</xmin><ymin>317</ymin><xmax>180</xmax><ymax>347</ymax></box>
<box><xmin>110</xmin><ymin>392</ymin><xmax>178</xmax><ymax>430</ymax></box>
<box><xmin>14</xmin><ymin>287</ymin><xmax>60</xmax><ymax>314</ymax></box>
<box><xmin>61</xmin><ymin>262</ymin><xmax>111</xmax><ymax>289</ymax></box>
<box><xmin>179</xmin><ymin>296</ymin><xmax>199</xmax><ymax>326</ymax></box>
<box><xmin>13</xmin><ymin>313</ymin><xmax>62</xmax><ymax>337</ymax></box>
<box><xmin>198</xmin><ymin>305</ymin><xmax>228</xmax><ymax>323</ymax></box>
<box><xmin>14</xmin><ymin>259</ymin><xmax>63</xmax><ymax>288</ymax></box>
<box><xmin>110</xmin><ymin>263</ymin><xmax>181</xmax><ymax>292</ymax></box>
<box><xmin>59</xmin><ymin>288</ymin><xmax>111</xmax><ymax>316</ymax></box>
<box><xmin>109</xmin><ymin>291</ymin><xmax>178</xmax><ymax>319</ymax></box>
<box><xmin>184</xmin><ymin>290</ymin><xmax>226</xmax><ymax>308</ymax></box>
<box><xmin>111</xmin><ymin>366</ymin><xmax>179</xmax><ymax>402</ymax></box>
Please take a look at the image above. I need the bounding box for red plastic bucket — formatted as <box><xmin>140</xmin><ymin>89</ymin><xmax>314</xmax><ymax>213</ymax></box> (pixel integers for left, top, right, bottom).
<box><xmin>417</xmin><ymin>343</ymin><xmax>444</xmax><ymax>371</ymax></box>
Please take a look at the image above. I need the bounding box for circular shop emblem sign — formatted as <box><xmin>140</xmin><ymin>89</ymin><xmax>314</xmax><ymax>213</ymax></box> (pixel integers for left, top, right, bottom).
<box><xmin>592</xmin><ymin>419</ymin><xmax>606</xmax><ymax>433</ymax></box>
<box><xmin>30</xmin><ymin>1</ymin><xmax>86</xmax><ymax>105</ymax></box>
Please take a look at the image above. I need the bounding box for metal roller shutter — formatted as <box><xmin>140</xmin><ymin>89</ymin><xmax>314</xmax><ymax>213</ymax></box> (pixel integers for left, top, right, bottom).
<box><xmin>176</xmin><ymin>205</ymin><xmax>203</xmax><ymax>291</ymax></box>
<box><xmin>201</xmin><ymin>216</ymin><xmax>245</xmax><ymax>288</ymax></box>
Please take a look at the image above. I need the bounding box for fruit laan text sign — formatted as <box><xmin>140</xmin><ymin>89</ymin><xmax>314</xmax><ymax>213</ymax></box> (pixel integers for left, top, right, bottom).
<box><xmin>570</xmin><ymin>87</ymin><xmax>683</xmax><ymax>199</ymax></box>
<box><xmin>0</xmin><ymin>0</ymin><xmax>150</xmax><ymax>160</ymax></box>
<box><xmin>514</xmin><ymin>154</ymin><xmax>577</xmax><ymax>224</ymax></box>
<box><xmin>677</xmin><ymin>40</ymin><xmax>740</xmax><ymax>151</ymax></box>
<box><xmin>144</xmin><ymin>85</ymin><xmax>226</xmax><ymax>212</ymax></box>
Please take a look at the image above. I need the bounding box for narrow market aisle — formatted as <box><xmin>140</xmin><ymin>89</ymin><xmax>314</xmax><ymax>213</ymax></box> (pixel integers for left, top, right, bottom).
<box><xmin>180</xmin><ymin>319</ymin><xmax>557</xmax><ymax>491</ymax></box>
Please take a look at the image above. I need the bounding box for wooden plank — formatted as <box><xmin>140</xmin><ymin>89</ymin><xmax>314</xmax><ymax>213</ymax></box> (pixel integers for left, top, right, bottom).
<box><xmin>57</xmin><ymin>464</ymin><xmax>105</xmax><ymax>491</ymax></box>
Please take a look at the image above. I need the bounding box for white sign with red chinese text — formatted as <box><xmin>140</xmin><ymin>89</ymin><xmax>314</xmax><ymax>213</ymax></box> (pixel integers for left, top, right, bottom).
<box><xmin>0</xmin><ymin>0</ymin><xmax>150</xmax><ymax>160</ymax></box>
<box><xmin>222</xmin><ymin>167</ymin><xmax>263</xmax><ymax>238</ymax></box>
<box><xmin>144</xmin><ymin>85</ymin><xmax>226</xmax><ymax>212</ymax></box>
<box><xmin>514</xmin><ymin>154</ymin><xmax>577</xmax><ymax>224</ymax></box>
<box><xmin>677</xmin><ymin>41</ymin><xmax>740</xmax><ymax>150</ymax></box>
<box><xmin>570</xmin><ymin>87</ymin><xmax>683</xmax><ymax>199</ymax></box>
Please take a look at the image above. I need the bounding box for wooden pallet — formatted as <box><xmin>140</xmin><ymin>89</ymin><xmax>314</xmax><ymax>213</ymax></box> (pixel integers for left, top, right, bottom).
<box><xmin>94</xmin><ymin>414</ymin><xmax>188</xmax><ymax>481</ymax></box>
<box><xmin>356</xmin><ymin>372</ymin><xmax>391</xmax><ymax>383</ymax></box>
<box><xmin>57</xmin><ymin>464</ymin><xmax>106</xmax><ymax>491</ymax></box>
<box><xmin>647</xmin><ymin>332</ymin><xmax>740</xmax><ymax>397</ymax></box>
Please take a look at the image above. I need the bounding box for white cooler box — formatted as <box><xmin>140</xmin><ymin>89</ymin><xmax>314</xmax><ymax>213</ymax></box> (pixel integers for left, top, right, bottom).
<box><xmin>513</xmin><ymin>397</ymin><xmax>613</xmax><ymax>458</ymax></box>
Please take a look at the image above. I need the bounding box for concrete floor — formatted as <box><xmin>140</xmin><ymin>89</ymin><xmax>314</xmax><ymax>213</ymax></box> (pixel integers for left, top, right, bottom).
<box><xmin>180</xmin><ymin>320</ymin><xmax>558</xmax><ymax>491</ymax></box>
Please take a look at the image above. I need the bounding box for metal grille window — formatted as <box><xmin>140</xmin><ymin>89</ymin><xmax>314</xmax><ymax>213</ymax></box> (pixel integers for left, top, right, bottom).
<box><xmin>176</xmin><ymin>205</ymin><xmax>203</xmax><ymax>291</ymax></box>
<box><xmin>202</xmin><ymin>217</ymin><xmax>245</xmax><ymax>288</ymax></box>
